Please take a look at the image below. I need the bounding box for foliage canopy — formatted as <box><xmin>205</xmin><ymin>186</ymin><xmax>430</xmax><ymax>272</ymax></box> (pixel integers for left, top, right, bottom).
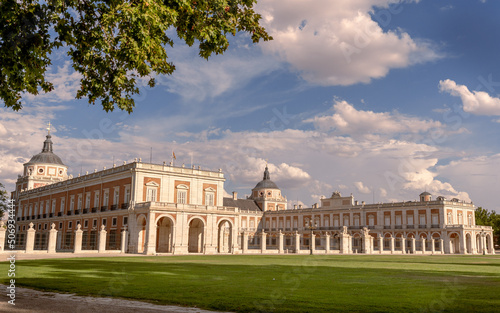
<box><xmin>0</xmin><ymin>0</ymin><xmax>272</xmax><ymax>112</ymax></box>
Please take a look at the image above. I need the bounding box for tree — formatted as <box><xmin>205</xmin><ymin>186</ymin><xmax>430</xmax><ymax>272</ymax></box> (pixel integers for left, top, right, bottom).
<box><xmin>0</xmin><ymin>0</ymin><xmax>272</xmax><ymax>113</ymax></box>
<box><xmin>475</xmin><ymin>207</ymin><xmax>500</xmax><ymax>246</ymax></box>
<box><xmin>0</xmin><ymin>183</ymin><xmax>8</xmax><ymax>220</ymax></box>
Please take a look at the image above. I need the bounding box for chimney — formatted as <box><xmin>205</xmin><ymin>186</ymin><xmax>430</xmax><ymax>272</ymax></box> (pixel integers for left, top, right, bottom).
<box><xmin>294</xmin><ymin>204</ymin><xmax>297</xmax><ymax>210</ymax></box>
<box><xmin>299</xmin><ymin>204</ymin><xmax>303</xmax><ymax>209</ymax></box>
<box><xmin>232</xmin><ymin>191</ymin><xmax>238</xmax><ymax>200</ymax></box>
<box><xmin>355</xmin><ymin>200</ymin><xmax>358</xmax><ymax>205</ymax></box>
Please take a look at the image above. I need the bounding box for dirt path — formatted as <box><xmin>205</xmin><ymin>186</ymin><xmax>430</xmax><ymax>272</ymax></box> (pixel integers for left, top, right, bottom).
<box><xmin>0</xmin><ymin>285</ymin><xmax>229</xmax><ymax>313</ymax></box>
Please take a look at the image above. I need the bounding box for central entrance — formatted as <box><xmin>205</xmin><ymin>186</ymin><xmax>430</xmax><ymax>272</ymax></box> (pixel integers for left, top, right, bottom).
<box><xmin>156</xmin><ymin>217</ymin><xmax>174</xmax><ymax>253</ymax></box>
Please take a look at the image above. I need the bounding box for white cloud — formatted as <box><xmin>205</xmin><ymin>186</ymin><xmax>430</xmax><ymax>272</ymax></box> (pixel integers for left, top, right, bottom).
<box><xmin>305</xmin><ymin>100</ymin><xmax>443</xmax><ymax>136</ymax></box>
<box><xmin>354</xmin><ymin>181</ymin><xmax>371</xmax><ymax>194</ymax></box>
<box><xmin>24</xmin><ymin>62</ymin><xmax>82</xmax><ymax>103</ymax></box>
<box><xmin>439</xmin><ymin>79</ymin><xmax>500</xmax><ymax>116</ymax></box>
<box><xmin>256</xmin><ymin>0</ymin><xmax>440</xmax><ymax>86</ymax></box>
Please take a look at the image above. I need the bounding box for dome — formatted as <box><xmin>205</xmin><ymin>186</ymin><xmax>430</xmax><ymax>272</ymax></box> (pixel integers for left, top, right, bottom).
<box><xmin>26</xmin><ymin>135</ymin><xmax>65</xmax><ymax>166</ymax></box>
<box><xmin>253</xmin><ymin>166</ymin><xmax>280</xmax><ymax>190</ymax></box>
<box><xmin>420</xmin><ymin>191</ymin><xmax>431</xmax><ymax>196</ymax></box>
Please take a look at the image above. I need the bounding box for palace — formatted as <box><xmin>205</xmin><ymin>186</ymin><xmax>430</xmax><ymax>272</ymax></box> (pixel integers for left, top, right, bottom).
<box><xmin>2</xmin><ymin>132</ymin><xmax>495</xmax><ymax>255</ymax></box>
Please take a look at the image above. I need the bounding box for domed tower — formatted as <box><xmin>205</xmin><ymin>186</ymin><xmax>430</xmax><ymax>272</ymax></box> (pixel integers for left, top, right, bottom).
<box><xmin>15</xmin><ymin>128</ymin><xmax>68</xmax><ymax>194</ymax></box>
<box><xmin>420</xmin><ymin>191</ymin><xmax>432</xmax><ymax>202</ymax></box>
<box><xmin>249</xmin><ymin>165</ymin><xmax>287</xmax><ymax>211</ymax></box>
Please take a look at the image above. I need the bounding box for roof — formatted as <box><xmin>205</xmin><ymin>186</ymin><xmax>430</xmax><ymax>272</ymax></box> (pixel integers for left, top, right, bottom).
<box><xmin>223</xmin><ymin>198</ymin><xmax>262</xmax><ymax>211</ymax></box>
<box><xmin>253</xmin><ymin>166</ymin><xmax>279</xmax><ymax>190</ymax></box>
<box><xmin>420</xmin><ymin>191</ymin><xmax>431</xmax><ymax>196</ymax></box>
<box><xmin>26</xmin><ymin>135</ymin><xmax>65</xmax><ymax>166</ymax></box>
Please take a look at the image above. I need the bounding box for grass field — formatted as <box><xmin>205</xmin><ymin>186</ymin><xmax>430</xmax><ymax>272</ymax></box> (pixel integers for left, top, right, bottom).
<box><xmin>1</xmin><ymin>254</ymin><xmax>500</xmax><ymax>312</ymax></box>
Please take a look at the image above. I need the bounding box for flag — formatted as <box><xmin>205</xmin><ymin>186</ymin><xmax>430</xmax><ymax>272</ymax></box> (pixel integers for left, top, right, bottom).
<box><xmin>172</xmin><ymin>151</ymin><xmax>176</xmax><ymax>160</ymax></box>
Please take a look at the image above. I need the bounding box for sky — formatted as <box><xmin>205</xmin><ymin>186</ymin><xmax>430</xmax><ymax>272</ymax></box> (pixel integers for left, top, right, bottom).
<box><xmin>2</xmin><ymin>0</ymin><xmax>500</xmax><ymax>212</ymax></box>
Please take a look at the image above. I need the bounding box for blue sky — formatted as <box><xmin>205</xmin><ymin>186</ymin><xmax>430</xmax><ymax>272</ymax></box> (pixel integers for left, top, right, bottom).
<box><xmin>2</xmin><ymin>0</ymin><xmax>500</xmax><ymax>211</ymax></box>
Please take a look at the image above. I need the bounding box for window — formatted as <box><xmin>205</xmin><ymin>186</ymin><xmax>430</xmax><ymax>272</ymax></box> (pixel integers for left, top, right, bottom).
<box><xmin>333</xmin><ymin>217</ymin><xmax>339</xmax><ymax>227</ymax></box>
<box><xmin>205</xmin><ymin>192</ymin><xmax>214</xmax><ymax>206</ymax></box>
<box><xmin>354</xmin><ymin>216</ymin><xmax>360</xmax><ymax>226</ymax></box>
<box><xmin>103</xmin><ymin>191</ymin><xmax>109</xmax><ymax>207</ymax></box>
<box><xmin>102</xmin><ymin>218</ymin><xmax>107</xmax><ymax>226</ymax></box>
<box><xmin>343</xmin><ymin>216</ymin><xmax>349</xmax><ymax>226</ymax></box>
<box><xmin>93</xmin><ymin>219</ymin><xmax>97</xmax><ymax>228</ymax></box>
<box><xmin>468</xmin><ymin>215</ymin><xmax>473</xmax><ymax>225</ymax></box>
<box><xmin>38</xmin><ymin>224</ymin><xmax>41</xmax><ymax>230</ymax></box>
<box><xmin>146</xmin><ymin>188</ymin><xmax>156</xmax><ymax>202</ymax></box>
<box><xmin>85</xmin><ymin>193</ymin><xmax>91</xmax><ymax>209</ymax></box>
<box><xmin>447</xmin><ymin>213</ymin><xmax>452</xmax><ymax>224</ymax></box>
<box><xmin>45</xmin><ymin>201</ymin><xmax>49</xmax><ymax>214</ymax></box>
<box><xmin>419</xmin><ymin>215</ymin><xmax>426</xmax><ymax>226</ymax></box>
<box><xmin>77</xmin><ymin>195</ymin><xmax>82</xmax><ymax>210</ymax></box>
<box><xmin>408</xmin><ymin>215</ymin><xmax>414</xmax><ymax>225</ymax></box>
<box><xmin>44</xmin><ymin>223</ymin><xmax>48</xmax><ymax>230</ymax></box>
<box><xmin>51</xmin><ymin>200</ymin><xmax>56</xmax><ymax>213</ymax></box>
<box><xmin>94</xmin><ymin>191</ymin><xmax>100</xmax><ymax>207</ymax></box>
<box><xmin>29</xmin><ymin>204</ymin><xmax>33</xmax><ymax>217</ymax></box>
<box><xmin>60</xmin><ymin>198</ymin><xmax>65</xmax><ymax>213</ymax></box>
<box><xmin>368</xmin><ymin>215</ymin><xmax>375</xmax><ymax>226</ymax></box>
<box><xmin>432</xmin><ymin>214</ymin><xmax>438</xmax><ymax>225</ymax></box>
<box><xmin>113</xmin><ymin>188</ymin><xmax>120</xmax><ymax>205</ymax></box>
<box><xmin>34</xmin><ymin>204</ymin><xmax>38</xmax><ymax>216</ymax></box>
<box><xmin>123</xmin><ymin>217</ymin><xmax>128</xmax><ymax>225</ymax></box>
<box><xmin>458</xmin><ymin>213</ymin><xmax>463</xmax><ymax>224</ymax></box>
<box><xmin>396</xmin><ymin>215</ymin><xmax>402</xmax><ymax>226</ymax></box>
<box><xmin>112</xmin><ymin>217</ymin><xmax>117</xmax><ymax>226</ymax></box>
<box><xmin>59</xmin><ymin>222</ymin><xmax>63</xmax><ymax>229</ymax></box>
<box><xmin>70</xmin><ymin>196</ymin><xmax>75</xmax><ymax>211</ymax></box>
<box><xmin>384</xmin><ymin>215</ymin><xmax>390</xmax><ymax>226</ymax></box>
<box><xmin>84</xmin><ymin>220</ymin><xmax>89</xmax><ymax>228</ymax></box>
<box><xmin>68</xmin><ymin>221</ymin><xmax>73</xmax><ymax>229</ymax></box>
<box><xmin>124</xmin><ymin>187</ymin><xmax>131</xmax><ymax>203</ymax></box>
<box><xmin>177</xmin><ymin>190</ymin><xmax>186</xmax><ymax>204</ymax></box>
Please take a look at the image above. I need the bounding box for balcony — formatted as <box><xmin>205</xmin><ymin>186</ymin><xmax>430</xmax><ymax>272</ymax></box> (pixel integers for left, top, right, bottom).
<box><xmin>37</xmin><ymin>215</ymin><xmax>41</xmax><ymax>219</ymax></box>
<box><xmin>350</xmin><ymin>226</ymin><xmax>362</xmax><ymax>229</ymax></box>
<box><xmin>43</xmin><ymin>214</ymin><xmax>47</xmax><ymax>218</ymax></box>
<box><xmin>101</xmin><ymin>206</ymin><xmax>108</xmax><ymax>212</ymax></box>
<box><xmin>67</xmin><ymin>211</ymin><xmax>72</xmax><ymax>216</ymax></box>
<box><xmin>110</xmin><ymin>205</ymin><xmax>118</xmax><ymax>211</ymax></box>
<box><xmin>17</xmin><ymin>217</ymin><xmax>20</xmax><ymax>221</ymax></box>
<box><xmin>121</xmin><ymin>203</ymin><xmax>129</xmax><ymax>210</ymax></box>
<box><xmin>91</xmin><ymin>207</ymin><xmax>98</xmax><ymax>213</ymax></box>
<box><xmin>431</xmin><ymin>224</ymin><xmax>439</xmax><ymax>228</ymax></box>
<box><xmin>49</xmin><ymin>213</ymin><xmax>54</xmax><ymax>218</ymax></box>
<box><xmin>83</xmin><ymin>208</ymin><xmax>88</xmax><ymax>214</ymax></box>
<box><xmin>57</xmin><ymin>212</ymin><xmax>62</xmax><ymax>217</ymax></box>
<box><xmin>419</xmin><ymin>225</ymin><xmax>426</xmax><ymax>229</ymax></box>
<box><xmin>407</xmin><ymin>225</ymin><xmax>414</xmax><ymax>229</ymax></box>
<box><xmin>26</xmin><ymin>216</ymin><xmax>30</xmax><ymax>220</ymax></box>
<box><xmin>395</xmin><ymin>225</ymin><xmax>402</xmax><ymax>229</ymax></box>
<box><xmin>384</xmin><ymin>226</ymin><xmax>391</xmax><ymax>229</ymax></box>
<box><xmin>75</xmin><ymin>210</ymin><xmax>80</xmax><ymax>215</ymax></box>
<box><xmin>31</xmin><ymin>215</ymin><xmax>35</xmax><ymax>220</ymax></box>
<box><xmin>21</xmin><ymin>217</ymin><xmax>25</xmax><ymax>221</ymax></box>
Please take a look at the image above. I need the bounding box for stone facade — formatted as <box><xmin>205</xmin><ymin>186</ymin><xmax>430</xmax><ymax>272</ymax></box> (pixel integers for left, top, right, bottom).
<box><xmin>6</xmin><ymin>134</ymin><xmax>495</xmax><ymax>255</ymax></box>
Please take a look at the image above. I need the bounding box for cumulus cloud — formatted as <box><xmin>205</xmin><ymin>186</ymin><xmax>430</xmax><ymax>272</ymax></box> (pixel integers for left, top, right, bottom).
<box><xmin>354</xmin><ymin>181</ymin><xmax>371</xmax><ymax>194</ymax></box>
<box><xmin>24</xmin><ymin>62</ymin><xmax>82</xmax><ymax>103</ymax></box>
<box><xmin>256</xmin><ymin>0</ymin><xmax>440</xmax><ymax>86</ymax></box>
<box><xmin>305</xmin><ymin>100</ymin><xmax>443</xmax><ymax>137</ymax></box>
<box><xmin>439</xmin><ymin>79</ymin><xmax>500</xmax><ymax>116</ymax></box>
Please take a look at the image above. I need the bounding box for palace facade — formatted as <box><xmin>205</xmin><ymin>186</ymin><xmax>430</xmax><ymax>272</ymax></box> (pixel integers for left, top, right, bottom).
<box><xmin>2</xmin><ymin>133</ymin><xmax>495</xmax><ymax>255</ymax></box>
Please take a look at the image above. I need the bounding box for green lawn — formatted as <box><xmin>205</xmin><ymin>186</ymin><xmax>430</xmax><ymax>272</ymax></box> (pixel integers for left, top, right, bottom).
<box><xmin>2</xmin><ymin>254</ymin><xmax>500</xmax><ymax>312</ymax></box>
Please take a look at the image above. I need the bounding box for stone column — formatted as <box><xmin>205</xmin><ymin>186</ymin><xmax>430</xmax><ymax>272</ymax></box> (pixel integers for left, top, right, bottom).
<box><xmin>0</xmin><ymin>221</ymin><xmax>5</xmax><ymax>252</ymax></box>
<box><xmin>379</xmin><ymin>235</ymin><xmax>383</xmax><ymax>254</ymax></box>
<box><xmin>340</xmin><ymin>231</ymin><xmax>350</xmax><ymax>254</ymax></box>
<box><xmin>431</xmin><ymin>238</ymin><xmax>435</xmax><ymax>254</ymax></box>
<box><xmin>421</xmin><ymin>238</ymin><xmax>426</xmax><ymax>254</ymax></box>
<box><xmin>260</xmin><ymin>231</ymin><xmax>267</xmax><ymax>254</ymax></box>
<box><xmin>460</xmin><ymin>232</ymin><xmax>466</xmax><ymax>254</ymax></box>
<box><xmin>74</xmin><ymin>224</ymin><xmax>83</xmax><ymax>253</ymax></box>
<box><xmin>98</xmin><ymin>225</ymin><xmax>107</xmax><ymax>253</ymax></box>
<box><xmin>325</xmin><ymin>233</ymin><xmax>330</xmax><ymax>254</ymax></box>
<box><xmin>242</xmin><ymin>232</ymin><xmax>248</xmax><ymax>254</ymax></box>
<box><xmin>145</xmin><ymin>212</ymin><xmax>157</xmax><ymax>255</ymax></box>
<box><xmin>310</xmin><ymin>233</ymin><xmax>316</xmax><ymax>255</ymax></box>
<box><xmin>120</xmin><ymin>226</ymin><xmax>128</xmax><ymax>253</ymax></box>
<box><xmin>440</xmin><ymin>239</ymin><xmax>444</xmax><ymax>254</ymax></box>
<box><xmin>294</xmin><ymin>231</ymin><xmax>301</xmax><ymax>253</ymax></box>
<box><xmin>362</xmin><ymin>228</ymin><xmax>371</xmax><ymax>254</ymax></box>
<box><xmin>278</xmin><ymin>231</ymin><xmax>284</xmax><ymax>254</ymax></box>
<box><xmin>411</xmin><ymin>237</ymin><xmax>416</xmax><ymax>254</ymax></box>
<box><xmin>401</xmin><ymin>237</ymin><xmax>406</xmax><ymax>254</ymax></box>
<box><xmin>25</xmin><ymin>223</ymin><xmax>36</xmax><ymax>253</ymax></box>
<box><xmin>390</xmin><ymin>236</ymin><xmax>395</xmax><ymax>254</ymax></box>
<box><xmin>47</xmin><ymin>223</ymin><xmax>58</xmax><ymax>254</ymax></box>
